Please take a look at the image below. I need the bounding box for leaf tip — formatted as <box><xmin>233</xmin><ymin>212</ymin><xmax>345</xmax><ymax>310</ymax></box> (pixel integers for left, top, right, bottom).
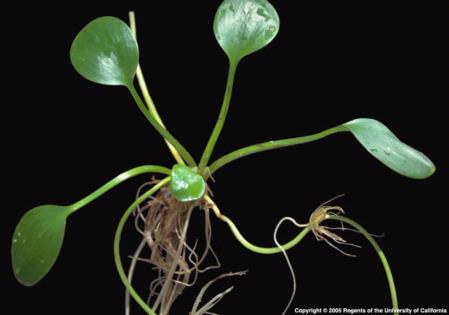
<box><xmin>343</xmin><ymin>118</ymin><xmax>436</xmax><ymax>180</ymax></box>
<box><xmin>415</xmin><ymin>159</ymin><xmax>437</xmax><ymax>179</ymax></box>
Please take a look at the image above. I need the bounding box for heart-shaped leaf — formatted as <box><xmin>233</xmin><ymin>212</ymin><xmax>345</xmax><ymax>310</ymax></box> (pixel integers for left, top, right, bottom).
<box><xmin>170</xmin><ymin>165</ymin><xmax>206</xmax><ymax>202</ymax></box>
<box><xmin>12</xmin><ymin>205</ymin><xmax>69</xmax><ymax>286</ymax></box>
<box><xmin>214</xmin><ymin>0</ymin><xmax>280</xmax><ymax>63</ymax></box>
<box><xmin>343</xmin><ymin>118</ymin><xmax>435</xmax><ymax>179</ymax></box>
<box><xmin>70</xmin><ymin>16</ymin><xmax>139</xmax><ymax>86</ymax></box>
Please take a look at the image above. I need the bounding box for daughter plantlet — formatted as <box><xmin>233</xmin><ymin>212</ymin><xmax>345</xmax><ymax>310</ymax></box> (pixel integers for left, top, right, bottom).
<box><xmin>11</xmin><ymin>1</ymin><xmax>435</xmax><ymax>314</ymax></box>
<box><xmin>299</xmin><ymin>196</ymin><xmax>362</xmax><ymax>258</ymax></box>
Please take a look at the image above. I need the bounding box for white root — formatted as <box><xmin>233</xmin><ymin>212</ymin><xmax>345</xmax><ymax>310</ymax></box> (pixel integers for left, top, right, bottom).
<box><xmin>274</xmin><ymin>217</ymin><xmax>303</xmax><ymax>315</ymax></box>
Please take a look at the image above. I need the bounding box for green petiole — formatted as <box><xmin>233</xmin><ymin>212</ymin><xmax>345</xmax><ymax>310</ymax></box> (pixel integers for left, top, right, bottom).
<box><xmin>128</xmin><ymin>12</ymin><xmax>185</xmax><ymax>166</ymax></box>
<box><xmin>68</xmin><ymin>165</ymin><xmax>171</xmax><ymax>215</ymax></box>
<box><xmin>208</xmin><ymin>125</ymin><xmax>345</xmax><ymax>176</ymax></box>
<box><xmin>208</xmin><ymin>118</ymin><xmax>435</xmax><ymax>179</ymax></box>
<box><xmin>128</xmin><ymin>85</ymin><xmax>196</xmax><ymax>167</ymax></box>
<box><xmin>114</xmin><ymin>176</ymin><xmax>171</xmax><ymax>315</ymax></box>
<box><xmin>199</xmin><ymin>60</ymin><xmax>239</xmax><ymax>171</ymax></box>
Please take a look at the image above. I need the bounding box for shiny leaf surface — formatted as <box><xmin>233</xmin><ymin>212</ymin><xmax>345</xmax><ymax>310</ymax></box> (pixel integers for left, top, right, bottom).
<box><xmin>12</xmin><ymin>205</ymin><xmax>68</xmax><ymax>286</ymax></box>
<box><xmin>70</xmin><ymin>16</ymin><xmax>139</xmax><ymax>86</ymax></box>
<box><xmin>343</xmin><ymin>118</ymin><xmax>435</xmax><ymax>179</ymax></box>
<box><xmin>214</xmin><ymin>0</ymin><xmax>280</xmax><ymax>62</ymax></box>
<box><xmin>170</xmin><ymin>165</ymin><xmax>206</xmax><ymax>202</ymax></box>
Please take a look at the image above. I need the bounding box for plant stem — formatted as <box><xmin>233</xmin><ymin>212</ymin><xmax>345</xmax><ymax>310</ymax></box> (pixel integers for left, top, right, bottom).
<box><xmin>222</xmin><ymin>214</ymin><xmax>310</xmax><ymax>254</ymax></box>
<box><xmin>114</xmin><ymin>176</ymin><xmax>171</xmax><ymax>315</ymax></box>
<box><xmin>205</xmin><ymin>195</ymin><xmax>311</xmax><ymax>254</ymax></box>
<box><xmin>208</xmin><ymin>125</ymin><xmax>346</xmax><ymax>176</ymax></box>
<box><xmin>128</xmin><ymin>12</ymin><xmax>185</xmax><ymax>165</ymax></box>
<box><xmin>128</xmin><ymin>85</ymin><xmax>196</xmax><ymax>167</ymax></box>
<box><xmin>198</xmin><ymin>60</ymin><xmax>238</xmax><ymax>172</ymax></box>
<box><xmin>327</xmin><ymin>215</ymin><xmax>398</xmax><ymax>314</ymax></box>
<box><xmin>67</xmin><ymin>165</ymin><xmax>171</xmax><ymax>215</ymax></box>
<box><xmin>207</xmin><ymin>195</ymin><xmax>397</xmax><ymax>312</ymax></box>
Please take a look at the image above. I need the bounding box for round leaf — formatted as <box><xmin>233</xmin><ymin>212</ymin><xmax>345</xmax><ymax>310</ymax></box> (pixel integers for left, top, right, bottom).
<box><xmin>343</xmin><ymin>118</ymin><xmax>436</xmax><ymax>179</ymax></box>
<box><xmin>214</xmin><ymin>0</ymin><xmax>280</xmax><ymax>62</ymax></box>
<box><xmin>12</xmin><ymin>205</ymin><xmax>68</xmax><ymax>286</ymax></box>
<box><xmin>170</xmin><ymin>165</ymin><xmax>206</xmax><ymax>202</ymax></box>
<box><xmin>70</xmin><ymin>16</ymin><xmax>139</xmax><ymax>86</ymax></box>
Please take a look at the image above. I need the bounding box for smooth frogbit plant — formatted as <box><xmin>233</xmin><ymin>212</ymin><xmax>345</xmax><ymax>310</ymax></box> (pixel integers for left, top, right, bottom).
<box><xmin>11</xmin><ymin>1</ymin><xmax>435</xmax><ymax>314</ymax></box>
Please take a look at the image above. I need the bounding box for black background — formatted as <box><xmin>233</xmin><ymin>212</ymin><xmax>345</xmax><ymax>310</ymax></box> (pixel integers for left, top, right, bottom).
<box><xmin>2</xmin><ymin>1</ymin><xmax>448</xmax><ymax>314</ymax></box>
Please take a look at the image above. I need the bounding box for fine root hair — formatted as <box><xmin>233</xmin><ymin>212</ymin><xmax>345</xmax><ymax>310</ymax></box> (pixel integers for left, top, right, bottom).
<box><xmin>125</xmin><ymin>179</ymin><xmax>229</xmax><ymax>315</ymax></box>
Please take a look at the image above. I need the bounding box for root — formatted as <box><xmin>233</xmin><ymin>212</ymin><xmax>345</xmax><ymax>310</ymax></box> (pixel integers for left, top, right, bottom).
<box><xmin>126</xmin><ymin>238</ymin><xmax>147</xmax><ymax>315</ymax></box>
<box><xmin>274</xmin><ymin>217</ymin><xmax>303</xmax><ymax>315</ymax></box>
<box><xmin>272</xmin><ymin>195</ymin><xmax>384</xmax><ymax>314</ymax></box>
<box><xmin>190</xmin><ymin>271</ymin><xmax>247</xmax><ymax>315</ymax></box>
<box><xmin>304</xmin><ymin>195</ymin><xmax>361</xmax><ymax>257</ymax></box>
<box><xmin>126</xmin><ymin>180</ymin><xmax>231</xmax><ymax>315</ymax></box>
<box><xmin>305</xmin><ymin>195</ymin><xmax>384</xmax><ymax>257</ymax></box>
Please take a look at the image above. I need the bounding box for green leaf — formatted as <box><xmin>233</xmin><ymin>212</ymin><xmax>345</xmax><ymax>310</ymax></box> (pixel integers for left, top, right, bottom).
<box><xmin>170</xmin><ymin>165</ymin><xmax>206</xmax><ymax>202</ymax></box>
<box><xmin>343</xmin><ymin>118</ymin><xmax>436</xmax><ymax>179</ymax></box>
<box><xmin>214</xmin><ymin>0</ymin><xmax>280</xmax><ymax>63</ymax></box>
<box><xmin>70</xmin><ymin>16</ymin><xmax>139</xmax><ymax>87</ymax></box>
<box><xmin>12</xmin><ymin>205</ymin><xmax>69</xmax><ymax>286</ymax></box>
